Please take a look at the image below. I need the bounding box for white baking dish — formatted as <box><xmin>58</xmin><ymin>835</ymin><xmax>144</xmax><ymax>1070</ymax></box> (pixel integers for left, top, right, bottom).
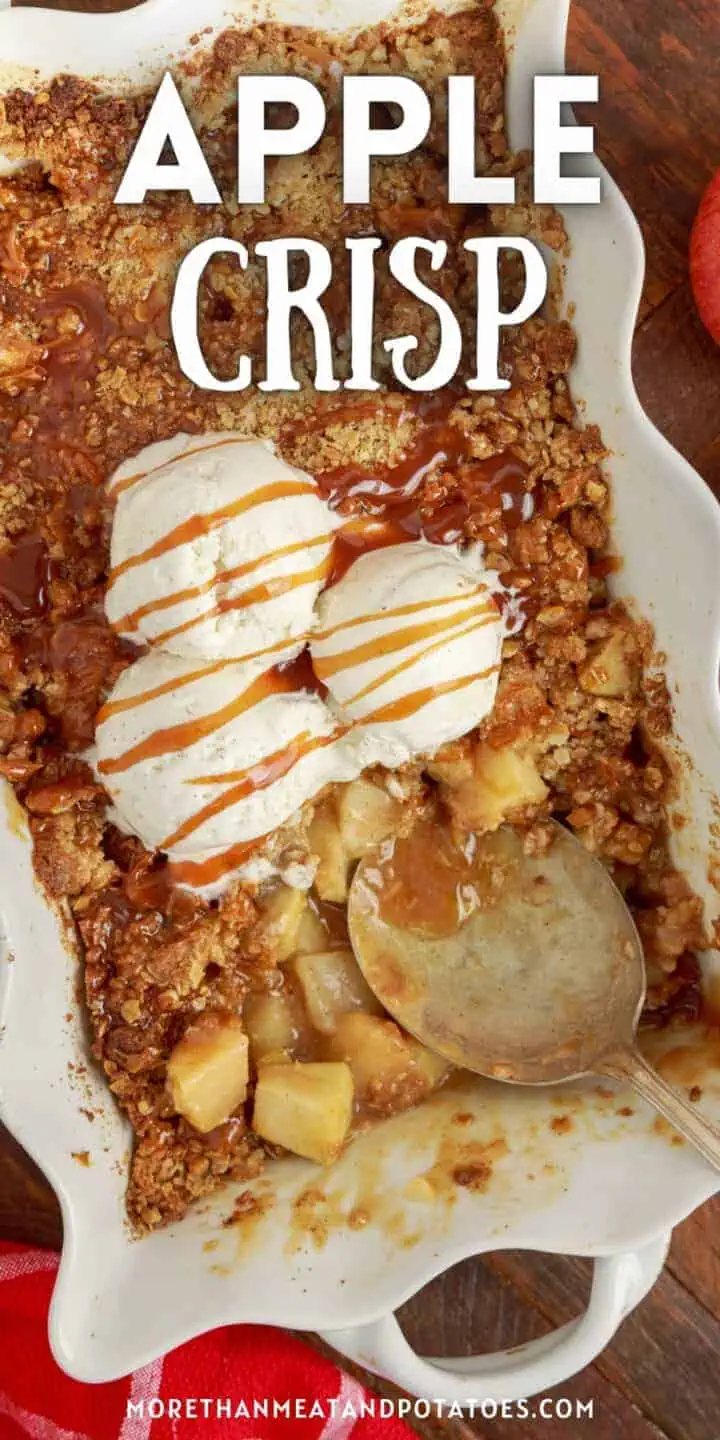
<box><xmin>1</xmin><ymin>0</ymin><xmax>720</xmax><ymax>1404</ymax></box>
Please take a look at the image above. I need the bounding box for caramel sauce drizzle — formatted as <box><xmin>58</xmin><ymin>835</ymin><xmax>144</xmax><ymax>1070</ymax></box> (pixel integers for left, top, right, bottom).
<box><xmin>108</xmin><ymin>478</ymin><xmax>316</xmax><ymax>584</ymax></box>
<box><xmin>167</xmin><ymin>837</ymin><xmax>266</xmax><ymax>890</ymax></box>
<box><xmin>162</xmin><ymin>729</ymin><xmax>339</xmax><ymax>849</ymax></box>
<box><xmin>314</xmin><ymin>589</ymin><xmax>484</xmax><ymax>645</ymax></box>
<box><xmin>111</xmin><ymin>436</ymin><xmax>247</xmax><ymax>499</ymax></box>
<box><xmin>347</xmin><ymin>613</ymin><xmax>499</xmax><ymax>708</ymax></box>
<box><xmin>313</xmin><ymin>599</ymin><xmax>495</xmax><ymax>681</ymax></box>
<box><xmin>316</xmin><ymin>401</ymin><xmax>528</xmax><ymax>519</ymax></box>
<box><xmin>0</xmin><ymin>534</ymin><xmax>52</xmax><ymax>618</ymax></box>
<box><xmin>100</xmin><ymin>603</ymin><xmax>499</xmax><ymax>886</ymax></box>
<box><xmin>152</xmin><ymin>555</ymin><xmax>332</xmax><ymax>649</ymax></box>
<box><xmin>315</xmin><ymin>395</ymin><xmax>532</xmax><ymax>571</ymax></box>
<box><xmin>329</xmin><ymin>516</ymin><xmax>411</xmax><ymax>583</ymax></box>
<box><xmin>112</xmin><ymin>531</ymin><xmax>332</xmax><ymax>635</ymax></box>
<box><xmin>280</xmin><ymin>399</ymin><xmax>403</xmax><ymax>439</ymax></box>
<box><xmin>42</xmin><ymin>282</ymin><xmax>120</xmax><ymax>340</ymax></box>
<box><xmin>362</xmin><ymin>669</ymin><xmax>496</xmax><ymax>725</ymax></box>
<box><xmin>96</xmin><ymin>636</ymin><xmax>295</xmax><ymax>724</ymax></box>
<box><xmin>138</xmin><ymin>664</ymin><xmax>497</xmax><ymax>891</ymax></box>
<box><xmin>98</xmin><ymin>668</ymin><xmax>296</xmax><ymax>777</ymax></box>
<box><xmin>316</xmin><ymin>418</ymin><xmax>454</xmax><ymax>509</ymax></box>
<box><xmin>275</xmin><ymin>648</ymin><xmax>327</xmax><ymax>698</ymax></box>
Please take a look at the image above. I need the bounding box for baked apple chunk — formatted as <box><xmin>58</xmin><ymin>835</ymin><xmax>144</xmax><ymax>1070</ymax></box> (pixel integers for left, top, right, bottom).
<box><xmin>253</xmin><ymin>1061</ymin><xmax>354</xmax><ymax>1164</ymax></box>
<box><xmin>309</xmin><ymin>802</ymin><xmax>350</xmax><ymax>903</ymax></box>
<box><xmin>167</xmin><ymin>1015</ymin><xmax>250</xmax><ymax>1135</ymax></box>
<box><xmin>244</xmin><ymin>992</ymin><xmax>300</xmax><ymax>1065</ymax></box>
<box><xmin>292</xmin><ymin>948</ymin><xmax>382</xmax><ymax>1035</ymax></box>
<box><xmin>309</xmin><ymin>779</ymin><xmax>404</xmax><ymax>902</ymax></box>
<box><xmin>259</xmin><ymin>886</ymin><xmax>308</xmax><ymax>961</ymax></box>
<box><xmin>329</xmin><ymin>1013</ymin><xmax>448</xmax><ymax>1115</ymax></box>
<box><xmin>579</xmin><ymin>630</ymin><xmax>637</xmax><ymax>698</ymax></box>
<box><xmin>439</xmin><ymin>742</ymin><xmax>549</xmax><ymax>833</ymax></box>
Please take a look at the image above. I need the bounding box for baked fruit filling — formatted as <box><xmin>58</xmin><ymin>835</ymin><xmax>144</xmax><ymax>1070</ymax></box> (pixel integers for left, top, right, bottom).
<box><xmin>0</xmin><ymin>5</ymin><xmax>707</xmax><ymax>1231</ymax></box>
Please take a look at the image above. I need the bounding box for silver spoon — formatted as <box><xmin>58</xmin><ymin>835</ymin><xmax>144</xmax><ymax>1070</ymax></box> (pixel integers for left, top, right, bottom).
<box><xmin>348</xmin><ymin>818</ymin><xmax>720</xmax><ymax>1169</ymax></box>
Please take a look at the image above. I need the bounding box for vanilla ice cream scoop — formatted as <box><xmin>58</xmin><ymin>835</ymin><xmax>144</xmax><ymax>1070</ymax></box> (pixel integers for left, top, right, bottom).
<box><xmin>95</xmin><ymin>649</ymin><xmax>361</xmax><ymax>891</ymax></box>
<box><xmin>311</xmin><ymin>541</ymin><xmax>505</xmax><ymax>768</ymax></box>
<box><xmin>105</xmin><ymin>434</ymin><xmax>335</xmax><ymax>661</ymax></box>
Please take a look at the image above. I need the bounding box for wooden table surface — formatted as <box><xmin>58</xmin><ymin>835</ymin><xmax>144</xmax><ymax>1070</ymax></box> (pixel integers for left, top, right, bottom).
<box><xmin>4</xmin><ymin>0</ymin><xmax>720</xmax><ymax>1434</ymax></box>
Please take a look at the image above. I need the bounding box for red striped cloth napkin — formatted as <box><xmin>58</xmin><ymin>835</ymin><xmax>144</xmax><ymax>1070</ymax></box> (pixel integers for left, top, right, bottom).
<box><xmin>0</xmin><ymin>1242</ymin><xmax>416</xmax><ymax>1440</ymax></box>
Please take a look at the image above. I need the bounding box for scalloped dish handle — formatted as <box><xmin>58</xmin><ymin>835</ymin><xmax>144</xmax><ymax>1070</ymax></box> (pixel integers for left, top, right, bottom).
<box><xmin>319</xmin><ymin>1235</ymin><xmax>669</xmax><ymax>1405</ymax></box>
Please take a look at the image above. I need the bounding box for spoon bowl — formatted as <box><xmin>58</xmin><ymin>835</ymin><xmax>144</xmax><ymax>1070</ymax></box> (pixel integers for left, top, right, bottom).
<box><xmin>348</xmin><ymin>818</ymin><xmax>720</xmax><ymax>1169</ymax></box>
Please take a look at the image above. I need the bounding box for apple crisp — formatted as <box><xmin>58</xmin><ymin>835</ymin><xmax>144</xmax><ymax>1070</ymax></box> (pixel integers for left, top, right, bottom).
<box><xmin>0</xmin><ymin>4</ymin><xmax>707</xmax><ymax>1231</ymax></box>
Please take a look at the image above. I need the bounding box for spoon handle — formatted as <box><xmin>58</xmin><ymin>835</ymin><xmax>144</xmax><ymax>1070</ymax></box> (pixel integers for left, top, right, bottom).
<box><xmin>600</xmin><ymin>1045</ymin><xmax>720</xmax><ymax>1172</ymax></box>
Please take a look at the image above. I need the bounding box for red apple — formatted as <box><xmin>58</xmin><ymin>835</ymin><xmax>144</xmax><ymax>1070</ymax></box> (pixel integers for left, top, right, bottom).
<box><xmin>690</xmin><ymin>168</ymin><xmax>720</xmax><ymax>345</ymax></box>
